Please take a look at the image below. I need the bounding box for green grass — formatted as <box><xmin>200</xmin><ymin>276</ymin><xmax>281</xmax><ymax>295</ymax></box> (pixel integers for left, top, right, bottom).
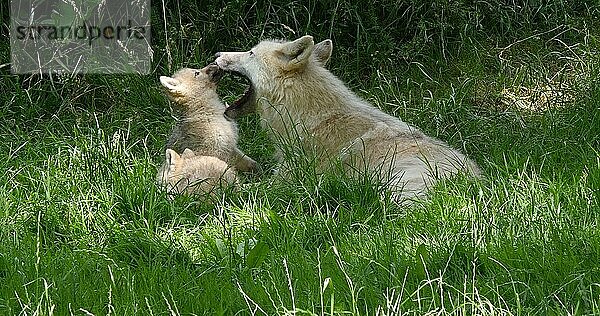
<box><xmin>2</xmin><ymin>0</ymin><xmax>600</xmax><ymax>314</ymax></box>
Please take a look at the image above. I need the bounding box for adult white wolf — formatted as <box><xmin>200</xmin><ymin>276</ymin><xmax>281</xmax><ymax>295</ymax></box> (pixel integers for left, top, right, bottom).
<box><xmin>216</xmin><ymin>35</ymin><xmax>480</xmax><ymax>201</ymax></box>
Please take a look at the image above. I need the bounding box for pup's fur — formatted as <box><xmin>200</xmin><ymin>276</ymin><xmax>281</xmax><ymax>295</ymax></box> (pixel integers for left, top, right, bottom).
<box><xmin>157</xmin><ymin>148</ymin><xmax>237</xmax><ymax>195</ymax></box>
<box><xmin>159</xmin><ymin>65</ymin><xmax>258</xmax><ymax>173</ymax></box>
<box><xmin>216</xmin><ymin>36</ymin><xmax>481</xmax><ymax>201</ymax></box>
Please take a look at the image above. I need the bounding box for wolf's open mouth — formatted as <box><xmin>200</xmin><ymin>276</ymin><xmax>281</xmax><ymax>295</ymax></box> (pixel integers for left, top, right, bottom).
<box><xmin>230</xmin><ymin>84</ymin><xmax>254</xmax><ymax>108</ymax></box>
<box><xmin>224</xmin><ymin>71</ymin><xmax>255</xmax><ymax>117</ymax></box>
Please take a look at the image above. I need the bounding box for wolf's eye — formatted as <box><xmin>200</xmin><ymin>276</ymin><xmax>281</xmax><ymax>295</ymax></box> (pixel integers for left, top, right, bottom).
<box><xmin>194</xmin><ymin>71</ymin><xmax>201</xmax><ymax>77</ymax></box>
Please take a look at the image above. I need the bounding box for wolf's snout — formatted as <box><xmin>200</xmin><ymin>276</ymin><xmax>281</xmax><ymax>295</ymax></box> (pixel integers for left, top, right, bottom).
<box><xmin>214</xmin><ymin>52</ymin><xmax>221</xmax><ymax>58</ymax></box>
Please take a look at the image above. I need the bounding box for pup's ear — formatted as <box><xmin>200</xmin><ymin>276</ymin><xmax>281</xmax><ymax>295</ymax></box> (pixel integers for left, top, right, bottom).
<box><xmin>181</xmin><ymin>148</ymin><xmax>195</xmax><ymax>158</ymax></box>
<box><xmin>160</xmin><ymin>76</ymin><xmax>181</xmax><ymax>91</ymax></box>
<box><xmin>279</xmin><ymin>35</ymin><xmax>315</xmax><ymax>68</ymax></box>
<box><xmin>165</xmin><ymin>149</ymin><xmax>181</xmax><ymax>172</ymax></box>
<box><xmin>313</xmin><ymin>39</ymin><xmax>332</xmax><ymax>65</ymax></box>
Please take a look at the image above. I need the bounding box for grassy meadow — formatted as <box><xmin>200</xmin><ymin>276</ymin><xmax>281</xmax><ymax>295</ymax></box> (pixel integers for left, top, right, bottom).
<box><xmin>1</xmin><ymin>0</ymin><xmax>600</xmax><ymax>314</ymax></box>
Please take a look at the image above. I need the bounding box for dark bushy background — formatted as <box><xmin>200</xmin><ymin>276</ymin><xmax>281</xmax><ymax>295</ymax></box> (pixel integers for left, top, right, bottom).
<box><xmin>152</xmin><ymin>0</ymin><xmax>599</xmax><ymax>75</ymax></box>
<box><xmin>1</xmin><ymin>0</ymin><xmax>598</xmax><ymax>104</ymax></box>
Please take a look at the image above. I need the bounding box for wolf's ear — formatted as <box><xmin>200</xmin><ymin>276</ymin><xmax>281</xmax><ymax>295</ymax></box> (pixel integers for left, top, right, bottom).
<box><xmin>165</xmin><ymin>149</ymin><xmax>181</xmax><ymax>172</ymax></box>
<box><xmin>279</xmin><ymin>35</ymin><xmax>315</xmax><ymax>68</ymax></box>
<box><xmin>313</xmin><ymin>39</ymin><xmax>333</xmax><ymax>65</ymax></box>
<box><xmin>181</xmin><ymin>148</ymin><xmax>195</xmax><ymax>158</ymax></box>
<box><xmin>160</xmin><ymin>76</ymin><xmax>181</xmax><ymax>91</ymax></box>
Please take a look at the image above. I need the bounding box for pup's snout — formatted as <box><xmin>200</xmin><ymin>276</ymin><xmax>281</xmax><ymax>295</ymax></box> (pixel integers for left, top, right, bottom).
<box><xmin>214</xmin><ymin>52</ymin><xmax>221</xmax><ymax>58</ymax></box>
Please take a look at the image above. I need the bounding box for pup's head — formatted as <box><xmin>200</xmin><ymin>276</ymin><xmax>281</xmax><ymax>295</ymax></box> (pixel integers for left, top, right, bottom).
<box><xmin>159</xmin><ymin>148</ymin><xmax>236</xmax><ymax>195</ymax></box>
<box><xmin>159</xmin><ymin>63</ymin><xmax>223</xmax><ymax>106</ymax></box>
<box><xmin>159</xmin><ymin>148</ymin><xmax>195</xmax><ymax>186</ymax></box>
<box><xmin>220</xmin><ymin>38</ymin><xmax>333</xmax><ymax>119</ymax></box>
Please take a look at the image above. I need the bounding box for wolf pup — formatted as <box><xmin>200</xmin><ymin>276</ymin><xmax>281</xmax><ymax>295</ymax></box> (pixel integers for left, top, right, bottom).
<box><xmin>159</xmin><ymin>64</ymin><xmax>259</xmax><ymax>173</ymax></box>
<box><xmin>216</xmin><ymin>36</ymin><xmax>480</xmax><ymax>201</ymax></box>
<box><xmin>157</xmin><ymin>148</ymin><xmax>237</xmax><ymax>195</ymax></box>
